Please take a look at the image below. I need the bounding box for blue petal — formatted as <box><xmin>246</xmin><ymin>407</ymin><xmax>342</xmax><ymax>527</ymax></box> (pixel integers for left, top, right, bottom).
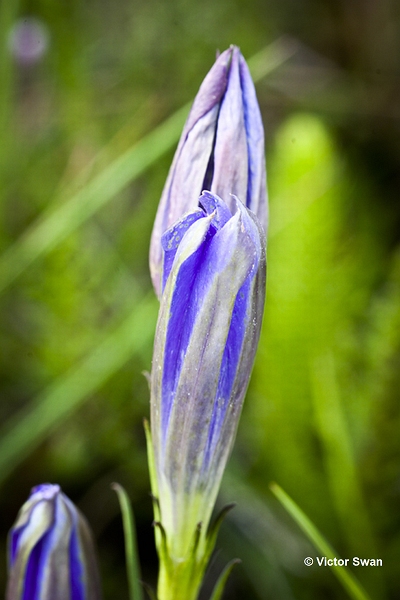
<box><xmin>23</xmin><ymin>535</ymin><xmax>45</xmax><ymax>600</ymax></box>
<box><xmin>161</xmin><ymin>227</ymin><xmax>214</xmax><ymax>439</ymax></box>
<box><xmin>33</xmin><ymin>491</ymin><xmax>71</xmax><ymax>599</ymax></box>
<box><xmin>181</xmin><ymin>47</ymin><xmax>232</xmax><ymax>141</ymax></box>
<box><xmin>10</xmin><ymin>527</ymin><xmax>23</xmax><ymax>566</ymax></box>
<box><xmin>161</xmin><ymin>208</ymin><xmax>204</xmax><ymax>292</ymax></box>
<box><xmin>160</xmin><ymin>192</ymin><xmax>235</xmax><ymax>435</ymax></box>
<box><xmin>149</xmin><ymin>48</ymin><xmax>233</xmax><ymax>296</ymax></box>
<box><xmin>198</xmin><ymin>190</ymin><xmax>231</xmax><ymax>227</ymax></box>
<box><xmin>69</xmin><ymin>527</ymin><xmax>84</xmax><ymax>600</ymax></box>
<box><xmin>203</xmin><ymin>201</ymin><xmax>262</xmax><ymax>465</ymax></box>
<box><xmin>210</xmin><ymin>48</ymin><xmax>248</xmax><ymax>212</ymax></box>
<box><xmin>204</xmin><ymin>276</ymin><xmax>252</xmax><ymax>466</ymax></box>
<box><xmin>239</xmin><ymin>54</ymin><xmax>268</xmax><ymax>230</ymax></box>
<box><xmin>160</xmin><ymin>203</ymin><xmax>257</xmax><ymax>465</ymax></box>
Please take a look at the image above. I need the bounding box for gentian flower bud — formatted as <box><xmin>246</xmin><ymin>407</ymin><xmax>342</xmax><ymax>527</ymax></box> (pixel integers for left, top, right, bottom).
<box><xmin>149</xmin><ymin>191</ymin><xmax>266</xmax><ymax>596</ymax></box>
<box><xmin>6</xmin><ymin>484</ymin><xmax>102</xmax><ymax>600</ymax></box>
<box><xmin>150</xmin><ymin>46</ymin><xmax>267</xmax><ymax>297</ymax></box>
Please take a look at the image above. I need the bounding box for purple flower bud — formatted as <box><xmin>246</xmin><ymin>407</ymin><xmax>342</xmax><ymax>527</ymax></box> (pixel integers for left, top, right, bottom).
<box><xmin>7</xmin><ymin>484</ymin><xmax>102</xmax><ymax>600</ymax></box>
<box><xmin>150</xmin><ymin>46</ymin><xmax>268</xmax><ymax>297</ymax></box>
<box><xmin>150</xmin><ymin>191</ymin><xmax>266</xmax><ymax>558</ymax></box>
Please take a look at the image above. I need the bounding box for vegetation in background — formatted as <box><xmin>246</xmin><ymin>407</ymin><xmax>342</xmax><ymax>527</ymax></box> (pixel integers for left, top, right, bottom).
<box><xmin>1</xmin><ymin>1</ymin><xmax>399</xmax><ymax>598</ymax></box>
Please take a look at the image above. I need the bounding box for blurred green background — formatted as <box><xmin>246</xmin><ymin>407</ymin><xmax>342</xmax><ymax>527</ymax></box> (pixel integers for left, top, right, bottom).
<box><xmin>0</xmin><ymin>1</ymin><xmax>400</xmax><ymax>599</ymax></box>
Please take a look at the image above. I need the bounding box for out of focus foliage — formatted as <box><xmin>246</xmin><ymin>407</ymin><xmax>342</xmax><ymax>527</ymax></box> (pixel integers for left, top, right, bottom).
<box><xmin>0</xmin><ymin>1</ymin><xmax>400</xmax><ymax>599</ymax></box>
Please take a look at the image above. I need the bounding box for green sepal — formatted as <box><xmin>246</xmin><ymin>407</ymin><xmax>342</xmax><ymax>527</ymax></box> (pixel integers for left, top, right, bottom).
<box><xmin>184</xmin><ymin>522</ymin><xmax>204</xmax><ymax>588</ymax></box>
<box><xmin>156</xmin><ymin>521</ymin><xmax>208</xmax><ymax>600</ymax></box>
<box><xmin>149</xmin><ymin>492</ymin><xmax>160</xmax><ymax>513</ymax></box>
<box><xmin>143</xmin><ymin>419</ymin><xmax>159</xmax><ymax>513</ymax></box>
<box><xmin>208</xmin><ymin>559</ymin><xmax>241</xmax><ymax>600</ymax></box>
<box><xmin>204</xmin><ymin>503</ymin><xmax>236</xmax><ymax>565</ymax></box>
<box><xmin>189</xmin><ymin>521</ymin><xmax>202</xmax><ymax>558</ymax></box>
<box><xmin>152</xmin><ymin>520</ymin><xmax>171</xmax><ymax>572</ymax></box>
<box><xmin>145</xmin><ymin>413</ymin><xmax>238</xmax><ymax>600</ymax></box>
<box><xmin>144</xmin><ymin>418</ymin><xmax>163</xmax><ymax>554</ymax></box>
<box><xmin>112</xmin><ymin>483</ymin><xmax>144</xmax><ymax>600</ymax></box>
<box><xmin>141</xmin><ymin>581</ymin><xmax>158</xmax><ymax>600</ymax></box>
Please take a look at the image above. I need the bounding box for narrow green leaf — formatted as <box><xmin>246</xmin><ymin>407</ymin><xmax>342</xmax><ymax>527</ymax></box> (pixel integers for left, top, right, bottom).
<box><xmin>112</xmin><ymin>483</ymin><xmax>144</xmax><ymax>600</ymax></box>
<box><xmin>0</xmin><ymin>294</ymin><xmax>158</xmax><ymax>487</ymax></box>
<box><xmin>270</xmin><ymin>483</ymin><xmax>372</xmax><ymax>600</ymax></box>
<box><xmin>208</xmin><ymin>559</ymin><xmax>241</xmax><ymax>600</ymax></box>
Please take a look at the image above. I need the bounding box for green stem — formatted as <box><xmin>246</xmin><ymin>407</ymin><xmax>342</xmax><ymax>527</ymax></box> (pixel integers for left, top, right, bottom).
<box><xmin>157</xmin><ymin>556</ymin><xmax>205</xmax><ymax>600</ymax></box>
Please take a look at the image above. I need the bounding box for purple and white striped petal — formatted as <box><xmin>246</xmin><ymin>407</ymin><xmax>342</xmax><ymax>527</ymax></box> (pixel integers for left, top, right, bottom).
<box><xmin>150</xmin><ymin>46</ymin><xmax>268</xmax><ymax>297</ymax></box>
<box><xmin>150</xmin><ymin>191</ymin><xmax>266</xmax><ymax>558</ymax></box>
<box><xmin>7</xmin><ymin>484</ymin><xmax>101</xmax><ymax>600</ymax></box>
<box><xmin>210</xmin><ymin>48</ymin><xmax>249</xmax><ymax>210</ymax></box>
<box><xmin>238</xmin><ymin>53</ymin><xmax>268</xmax><ymax>227</ymax></box>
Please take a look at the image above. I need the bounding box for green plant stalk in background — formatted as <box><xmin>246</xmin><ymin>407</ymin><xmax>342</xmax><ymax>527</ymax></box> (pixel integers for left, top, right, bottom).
<box><xmin>112</xmin><ymin>483</ymin><xmax>144</xmax><ymax>600</ymax></box>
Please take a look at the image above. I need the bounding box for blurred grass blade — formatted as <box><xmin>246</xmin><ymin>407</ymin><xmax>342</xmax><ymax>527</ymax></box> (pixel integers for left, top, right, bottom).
<box><xmin>0</xmin><ymin>106</ymin><xmax>189</xmax><ymax>294</ymax></box>
<box><xmin>0</xmin><ymin>38</ymin><xmax>296</xmax><ymax>295</ymax></box>
<box><xmin>209</xmin><ymin>559</ymin><xmax>241</xmax><ymax>600</ymax></box>
<box><xmin>311</xmin><ymin>354</ymin><xmax>379</xmax><ymax>560</ymax></box>
<box><xmin>112</xmin><ymin>483</ymin><xmax>144</xmax><ymax>600</ymax></box>
<box><xmin>0</xmin><ymin>294</ymin><xmax>158</xmax><ymax>487</ymax></box>
<box><xmin>270</xmin><ymin>483</ymin><xmax>372</xmax><ymax>600</ymax></box>
<box><xmin>247</xmin><ymin>35</ymin><xmax>299</xmax><ymax>82</ymax></box>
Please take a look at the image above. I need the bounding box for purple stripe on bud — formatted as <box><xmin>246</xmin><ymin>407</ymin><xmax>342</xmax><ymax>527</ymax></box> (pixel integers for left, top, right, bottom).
<box><xmin>7</xmin><ymin>484</ymin><xmax>102</xmax><ymax>600</ymax></box>
<box><xmin>150</xmin><ymin>46</ymin><xmax>268</xmax><ymax>297</ymax></box>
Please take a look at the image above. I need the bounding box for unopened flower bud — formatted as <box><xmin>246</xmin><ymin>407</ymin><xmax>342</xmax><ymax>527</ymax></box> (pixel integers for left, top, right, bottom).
<box><xmin>150</xmin><ymin>191</ymin><xmax>266</xmax><ymax>563</ymax></box>
<box><xmin>7</xmin><ymin>484</ymin><xmax>102</xmax><ymax>600</ymax></box>
<box><xmin>150</xmin><ymin>46</ymin><xmax>268</xmax><ymax>297</ymax></box>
